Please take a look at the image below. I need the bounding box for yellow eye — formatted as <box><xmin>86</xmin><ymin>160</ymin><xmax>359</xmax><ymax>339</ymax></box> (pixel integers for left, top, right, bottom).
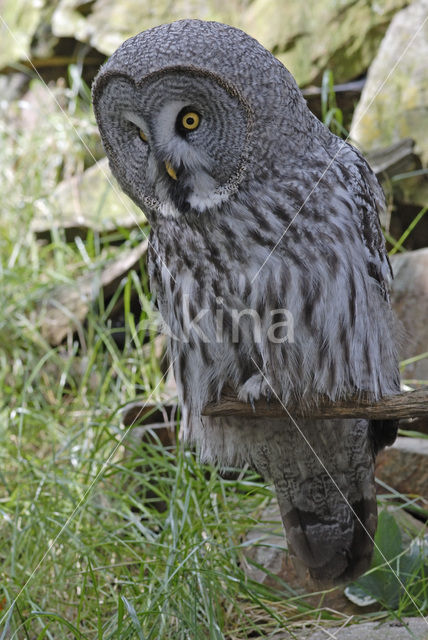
<box><xmin>181</xmin><ymin>111</ymin><xmax>200</xmax><ymax>130</ymax></box>
<box><xmin>139</xmin><ymin>129</ymin><xmax>148</xmax><ymax>142</ymax></box>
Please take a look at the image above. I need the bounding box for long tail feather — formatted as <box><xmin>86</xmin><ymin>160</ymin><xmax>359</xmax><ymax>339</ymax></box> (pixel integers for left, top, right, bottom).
<box><xmin>252</xmin><ymin>418</ymin><xmax>377</xmax><ymax>583</ymax></box>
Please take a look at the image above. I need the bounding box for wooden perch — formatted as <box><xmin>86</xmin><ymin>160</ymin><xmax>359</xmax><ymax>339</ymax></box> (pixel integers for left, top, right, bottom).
<box><xmin>202</xmin><ymin>387</ymin><xmax>428</xmax><ymax>420</ymax></box>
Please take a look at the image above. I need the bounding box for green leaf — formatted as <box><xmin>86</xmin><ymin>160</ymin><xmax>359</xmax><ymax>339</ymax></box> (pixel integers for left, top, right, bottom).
<box><xmin>372</xmin><ymin>510</ymin><xmax>403</xmax><ymax>567</ymax></box>
<box><xmin>345</xmin><ymin>511</ymin><xmax>428</xmax><ymax>614</ymax></box>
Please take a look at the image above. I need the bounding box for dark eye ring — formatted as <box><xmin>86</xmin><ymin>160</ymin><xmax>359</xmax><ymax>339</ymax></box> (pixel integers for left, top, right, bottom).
<box><xmin>176</xmin><ymin>107</ymin><xmax>201</xmax><ymax>135</ymax></box>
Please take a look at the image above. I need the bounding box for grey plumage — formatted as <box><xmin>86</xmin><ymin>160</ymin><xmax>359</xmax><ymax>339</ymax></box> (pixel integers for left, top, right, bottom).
<box><xmin>93</xmin><ymin>19</ymin><xmax>400</xmax><ymax>583</ymax></box>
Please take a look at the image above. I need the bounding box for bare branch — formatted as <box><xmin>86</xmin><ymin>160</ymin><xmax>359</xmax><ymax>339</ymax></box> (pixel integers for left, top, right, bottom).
<box><xmin>202</xmin><ymin>388</ymin><xmax>428</xmax><ymax>420</ymax></box>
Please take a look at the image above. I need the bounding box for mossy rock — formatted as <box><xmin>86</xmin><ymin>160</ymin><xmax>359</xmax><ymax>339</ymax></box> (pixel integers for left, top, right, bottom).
<box><xmin>51</xmin><ymin>0</ymin><xmax>246</xmax><ymax>56</ymax></box>
<box><xmin>1</xmin><ymin>0</ymin><xmax>410</xmax><ymax>90</ymax></box>
<box><xmin>244</xmin><ymin>0</ymin><xmax>408</xmax><ymax>86</ymax></box>
<box><xmin>350</xmin><ymin>1</ymin><xmax>428</xmax><ymax>205</ymax></box>
<box><xmin>0</xmin><ymin>0</ymin><xmax>53</xmax><ymax>68</ymax></box>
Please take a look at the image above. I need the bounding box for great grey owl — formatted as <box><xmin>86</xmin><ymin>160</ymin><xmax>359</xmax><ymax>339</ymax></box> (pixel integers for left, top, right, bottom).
<box><xmin>93</xmin><ymin>19</ymin><xmax>400</xmax><ymax>584</ymax></box>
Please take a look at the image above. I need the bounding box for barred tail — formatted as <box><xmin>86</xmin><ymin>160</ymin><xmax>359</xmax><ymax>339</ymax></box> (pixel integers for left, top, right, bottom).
<box><xmin>252</xmin><ymin>418</ymin><xmax>378</xmax><ymax>583</ymax></box>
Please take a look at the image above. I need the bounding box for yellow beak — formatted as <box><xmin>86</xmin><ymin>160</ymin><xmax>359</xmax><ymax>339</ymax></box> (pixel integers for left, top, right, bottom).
<box><xmin>165</xmin><ymin>161</ymin><xmax>177</xmax><ymax>181</ymax></box>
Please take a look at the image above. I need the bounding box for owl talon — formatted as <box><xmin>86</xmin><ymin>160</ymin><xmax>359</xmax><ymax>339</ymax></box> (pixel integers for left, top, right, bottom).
<box><xmin>237</xmin><ymin>372</ymin><xmax>273</xmax><ymax>406</ymax></box>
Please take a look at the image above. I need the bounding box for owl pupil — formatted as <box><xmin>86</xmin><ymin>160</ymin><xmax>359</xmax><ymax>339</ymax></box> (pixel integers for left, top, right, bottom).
<box><xmin>186</xmin><ymin>117</ymin><xmax>194</xmax><ymax>125</ymax></box>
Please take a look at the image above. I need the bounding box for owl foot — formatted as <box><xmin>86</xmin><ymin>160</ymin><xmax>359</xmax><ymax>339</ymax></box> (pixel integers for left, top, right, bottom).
<box><xmin>237</xmin><ymin>373</ymin><xmax>272</xmax><ymax>407</ymax></box>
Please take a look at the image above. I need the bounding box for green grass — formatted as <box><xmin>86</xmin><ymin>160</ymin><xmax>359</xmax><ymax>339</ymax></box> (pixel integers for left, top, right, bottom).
<box><xmin>0</xmin><ymin>73</ymin><xmax>427</xmax><ymax>639</ymax></box>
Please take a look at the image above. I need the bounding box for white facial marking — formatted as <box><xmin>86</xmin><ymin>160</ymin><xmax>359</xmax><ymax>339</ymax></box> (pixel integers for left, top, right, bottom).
<box><xmin>155</xmin><ymin>101</ymin><xmax>185</xmax><ymax>147</ymax></box>
<box><xmin>124</xmin><ymin>110</ymin><xmax>149</xmax><ymax>138</ymax></box>
<box><xmin>188</xmin><ymin>171</ymin><xmax>221</xmax><ymax>211</ymax></box>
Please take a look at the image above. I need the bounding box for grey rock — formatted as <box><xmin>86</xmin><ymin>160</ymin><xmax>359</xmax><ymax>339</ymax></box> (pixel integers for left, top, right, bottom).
<box><xmin>390</xmin><ymin>248</ymin><xmax>428</xmax><ymax>383</ymax></box>
<box><xmin>376</xmin><ymin>436</ymin><xmax>428</xmax><ymax>498</ymax></box>
<box><xmin>350</xmin><ymin>0</ymin><xmax>428</xmax><ymax>206</ymax></box>
<box><xmin>245</xmin><ymin>0</ymin><xmax>407</xmax><ymax>86</ymax></box>
<box><xmin>275</xmin><ymin>617</ymin><xmax>428</xmax><ymax>639</ymax></box>
<box><xmin>365</xmin><ymin>139</ymin><xmax>428</xmax><ymax>219</ymax></box>
<box><xmin>51</xmin><ymin>0</ymin><xmax>245</xmax><ymax>57</ymax></box>
<box><xmin>49</xmin><ymin>0</ymin><xmax>408</xmax><ymax>87</ymax></box>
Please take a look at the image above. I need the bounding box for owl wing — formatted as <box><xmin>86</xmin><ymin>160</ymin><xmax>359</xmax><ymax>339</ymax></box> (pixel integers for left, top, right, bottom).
<box><xmin>343</xmin><ymin>146</ymin><xmax>400</xmax><ymax>451</ymax></box>
<box><xmin>347</xmin><ymin>145</ymin><xmax>393</xmax><ymax>302</ymax></box>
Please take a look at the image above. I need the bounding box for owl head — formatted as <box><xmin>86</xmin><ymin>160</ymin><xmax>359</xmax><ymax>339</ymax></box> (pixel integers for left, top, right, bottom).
<box><xmin>92</xmin><ymin>20</ymin><xmax>309</xmax><ymax>220</ymax></box>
